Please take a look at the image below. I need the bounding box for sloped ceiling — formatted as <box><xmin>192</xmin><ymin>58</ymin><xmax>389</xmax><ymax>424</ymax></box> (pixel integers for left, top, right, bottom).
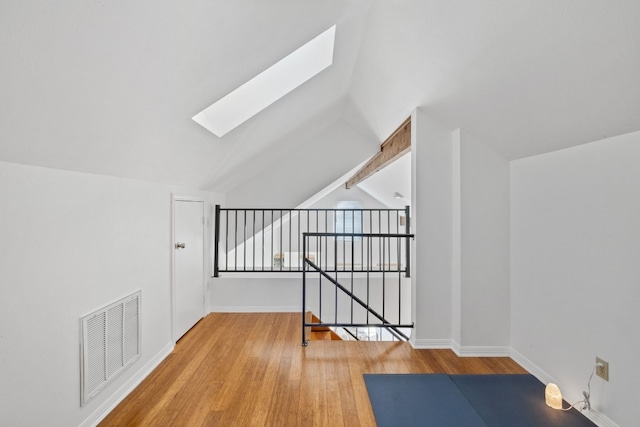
<box><xmin>0</xmin><ymin>0</ymin><xmax>371</xmax><ymax>189</ymax></box>
<box><xmin>1</xmin><ymin>1</ymin><xmax>639</xmax><ymax>194</ymax></box>
<box><xmin>349</xmin><ymin>1</ymin><xmax>640</xmax><ymax>158</ymax></box>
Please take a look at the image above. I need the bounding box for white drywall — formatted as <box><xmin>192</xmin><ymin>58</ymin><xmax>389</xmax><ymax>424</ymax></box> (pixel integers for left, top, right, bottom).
<box><xmin>510</xmin><ymin>131</ymin><xmax>640</xmax><ymax>426</ymax></box>
<box><xmin>459</xmin><ymin>130</ymin><xmax>510</xmax><ymax>349</ymax></box>
<box><xmin>451</xmin><ymin>132</ymin><xmax>462</xmax><ymax>347</ymax></box>
<box><xmin>211</xmin><ymin>276</ymin><xmax>302</xmax><ymax>312</ymax></box>
<box><xmin>411</xmin><ymin>118</ymin><xmax>509</xmax><ymax>353</ymax></box>
<box><xmin>0</xmin><ymin>161</ymin><xmax>215</xmax><ymax>427</ymax></box>
<box><xmin>410</xmin><ymin>108</ymin><xmax>453</xmax><ymax>346</ymax></box>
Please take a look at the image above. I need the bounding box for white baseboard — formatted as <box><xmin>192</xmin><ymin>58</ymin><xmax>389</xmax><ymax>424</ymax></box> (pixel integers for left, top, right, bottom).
<box><xmin>410</xmin><ymin>338</ymin><xmax>453</xmax><ymax>349</ymax></box>
<box><xmin>411</xmin><ymin>339</ymin><xmax>510</xmax><ymax>358</ymax></box>
<box><xmin>210</xmin><ymin>305</ymin><xmax>301</xmax><ymax>313</ymax></box>
<box><xmin>510</xmin><ymin>348</ymin><xmax>619</xmax><ymax>427</ymax></box>
<box><xmin>509</xmin><ymin>348</ymin><xmax>554</xmax><ymax>383</ymax></box>
<box><xmin>79</xmin><ymin>342</ymin><xmax>174</xmax><ymax>427</ymax></box>
<box><xmin>453</xmin><ymin>344</ymin><xmax>511</xmax><ymax>357</ymax></box>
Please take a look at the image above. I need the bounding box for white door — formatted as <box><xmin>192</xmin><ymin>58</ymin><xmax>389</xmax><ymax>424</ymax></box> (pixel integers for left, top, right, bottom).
<box><xmin>173</xmin><ymin>199</ymin><xmax>205</xmax><ymax>341</ymax></box>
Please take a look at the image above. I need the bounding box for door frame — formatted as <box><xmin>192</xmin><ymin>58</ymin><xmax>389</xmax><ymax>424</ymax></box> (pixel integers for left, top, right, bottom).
<box><xmin>171</xmin><ymin>194</ymin><xmax>206</xmax><ymax>342</ymax></box>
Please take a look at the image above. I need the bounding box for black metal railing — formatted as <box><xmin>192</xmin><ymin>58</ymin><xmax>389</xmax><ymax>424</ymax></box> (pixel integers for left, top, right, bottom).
<box><xmin>213</xmin><ymin>205</ymin><xmax>411</xmax><ymax>277</ymax></box>
<box><xmin>301</xmin><ymin>232</ymin><xmax>414</xmax><ymax>346</ymax></box>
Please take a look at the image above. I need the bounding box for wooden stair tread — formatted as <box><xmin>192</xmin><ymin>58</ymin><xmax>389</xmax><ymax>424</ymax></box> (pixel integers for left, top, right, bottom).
<box><xmin>307</xmin><ymin>312</ymin><xmax>342</xmax><ymax>341</ymax></box>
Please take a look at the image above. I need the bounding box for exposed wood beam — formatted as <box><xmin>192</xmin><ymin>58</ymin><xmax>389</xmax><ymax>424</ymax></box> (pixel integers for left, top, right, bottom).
<box><xmin>345</xmin><ymin>116</ymin><xmax>411</xmax><ymax>189</ymax></box>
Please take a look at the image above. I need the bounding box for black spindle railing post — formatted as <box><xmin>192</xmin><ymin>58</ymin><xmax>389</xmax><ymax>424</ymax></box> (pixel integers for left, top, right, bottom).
<box><xmin>280</xmin><ymin>210</ymin><xmax>283</xmax><ymax>271</ymax></box>
<box><xmin>270</xmin><ymin>210</ymin><xmax>274</xmax><ymax>271</ymax></box>
<box><xmin>289</xmin><ymin>210</ymin><xmax>292</xmax><ymax>271</ymax></box>
<box><xmin>405</xmin><ymin>205</ymin><xmax>411</xmax><ymax>278</ymax></box>
<box><xmin>382</xmin><ymin>235</ymin><xmax>386</xmax><ymax>320</ymax></box>
<box><xmin>397</xmin><ymin>235</ymin><xmax>401</xmax><ymax>325</ymax></box>
<box><xmin>302</xmin><ymin>232</ymin><xmax>307</xmax><ymax>346</ymax></box>
<box><xmin>319</xmin><ymin>234</ymin><xmax>322</xmax><ymax>323</ymax></box>
<box><xmin>214</xmin><ymin>205</ymin><xmax>220</xmax><ymax>277</ymax></box>
<box><xmin>297</xmin><ymin>212</ymin><xmax>301</xmax><ymax>270</ymax></box>
<box><xmin>351</xmin><ymin>229</ymin><xmax>354</xmax><ymax>324</ymax></box>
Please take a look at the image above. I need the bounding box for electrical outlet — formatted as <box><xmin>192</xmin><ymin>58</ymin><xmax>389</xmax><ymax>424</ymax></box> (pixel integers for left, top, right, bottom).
<box><xmin>596</xmin><ymin>357</ymin><xmax>609</xmax><ymax>381</ymax></box>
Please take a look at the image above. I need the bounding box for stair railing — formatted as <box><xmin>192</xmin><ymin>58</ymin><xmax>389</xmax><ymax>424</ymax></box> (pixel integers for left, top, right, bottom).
<box><xmin>213</xmin><ymin>205</ymin><xmax>411</xmax><ymax>277</ymax></box>
<box><xmin>301</xmin><ymin>232</ymin><xmax>414</xmax><ymax>346</ymax></box>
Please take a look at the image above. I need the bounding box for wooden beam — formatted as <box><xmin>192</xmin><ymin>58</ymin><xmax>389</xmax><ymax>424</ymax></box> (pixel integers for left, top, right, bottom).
<box><xmin>345</xmin><ymin>116</ymin><xmax>411</xmax><ymax>189</ymax></box>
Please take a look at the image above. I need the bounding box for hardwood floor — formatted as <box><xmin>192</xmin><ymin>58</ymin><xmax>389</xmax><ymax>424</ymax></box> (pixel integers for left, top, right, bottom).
<box><xmin>99</xmin><ymin>312</ymin><xmax>527</xmax><ymax>426</ymax></box>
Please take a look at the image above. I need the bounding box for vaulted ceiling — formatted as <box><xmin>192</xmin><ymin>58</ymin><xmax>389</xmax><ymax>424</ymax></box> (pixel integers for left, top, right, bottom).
<box><xmin>2</xmin><ymin>1</ymin><xmax>639</xmax><ymax>198</ymax></box>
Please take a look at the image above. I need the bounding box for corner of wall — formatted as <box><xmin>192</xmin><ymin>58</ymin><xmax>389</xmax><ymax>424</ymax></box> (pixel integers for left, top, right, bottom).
<box><xmin>510</xmin><ymin>348</ymin><xmax>620</xmax><ymax>427</ymax></box>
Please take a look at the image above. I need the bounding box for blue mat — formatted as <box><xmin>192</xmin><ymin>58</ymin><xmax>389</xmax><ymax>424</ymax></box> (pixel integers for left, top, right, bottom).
<box><xmin>364</xmin><ymin>374</ymin><xmax>597</xmax><ymax>427</ymax></box>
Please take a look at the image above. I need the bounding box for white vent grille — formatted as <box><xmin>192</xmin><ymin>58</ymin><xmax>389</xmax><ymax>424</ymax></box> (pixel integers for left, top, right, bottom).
<box><xmin>80</xmin><ymin>291</ymin><xmax>141</xmax><ymax>406</ymax></box>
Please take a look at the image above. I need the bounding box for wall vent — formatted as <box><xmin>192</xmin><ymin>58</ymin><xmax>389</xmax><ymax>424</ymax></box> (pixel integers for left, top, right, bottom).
<box><xmin>80</xmin><ymin>291</ymin><xmax>141</xmax><ymax>406</ymax></box>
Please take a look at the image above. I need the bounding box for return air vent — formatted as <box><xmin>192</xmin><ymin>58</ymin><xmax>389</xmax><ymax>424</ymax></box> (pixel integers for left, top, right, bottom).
<box><xmin>80</xmin><ymin>291</ymin><xmax>140</xmax><ymax>406</ymax></box>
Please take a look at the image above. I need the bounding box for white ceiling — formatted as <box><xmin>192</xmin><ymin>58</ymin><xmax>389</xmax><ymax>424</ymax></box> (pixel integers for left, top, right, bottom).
<box><xmin>1</xmin><ymin>1</ymin><xmax>639</xmax><ymax>196</ymax></box>
<box><xmin>349</xmin><ymin>1</ymin><xmax>640</xmax><ymax>159</ymax></box>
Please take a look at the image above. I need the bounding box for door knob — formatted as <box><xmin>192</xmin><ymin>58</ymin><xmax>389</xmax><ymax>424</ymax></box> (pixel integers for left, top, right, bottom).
<box><xmin>175</xmin><ymin>242</ymin><xmax>186</xmax><ymax>249</ymax></box>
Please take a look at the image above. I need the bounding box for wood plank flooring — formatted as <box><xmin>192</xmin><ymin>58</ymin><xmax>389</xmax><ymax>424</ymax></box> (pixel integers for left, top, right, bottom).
<box><xmin>99</xmin><ymin>312</ymin><xmax>527</xmax><ymax>426</ymax></box>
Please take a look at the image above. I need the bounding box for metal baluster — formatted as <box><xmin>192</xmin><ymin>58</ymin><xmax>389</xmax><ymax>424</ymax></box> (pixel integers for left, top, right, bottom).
<box><xmin>367</xmin><ymin>235</ymin><xmax>371</xmax><ymax>324</ymax></box>
<box><xmin>289</xmin><ymin>210</ymin><xmax>292</xmax><ymax>271</ymax></box>
<box><xmin>334</xmin><ymin>231</ymin><xmax>338</xmax><ymax>325</ymax></box>
<box><xmin>271</xmin><ymin>210</ymin><xmax>274</xmax><ymax>271</ymax></box>
<box><xmin>398</xmin><ymin>235</ymin><xmax>402</xmax><ymax>325</ymax></box>
<box><xmin>387</xmin><ymin>211</ymin><xmax>391</xmax><ymax>270</ymax></box>
<box><xmin>214</xmin><ymin>205</ymin><xmax>220</xmax><ymax>277</ymax></box>
<box><xmin>405</xmin><ymin>205</ymin><xmax>411</xmax><ymax>277</ymax></box>
<box><xmin>378</xmin><ymin>211</ymin><xmax>382</xmax><ymax>272</ymax></box>
<box><xmin>298</xmin><ymin>211</ymin><xmax>301</xmax><ymax>270</ymax></box>
<box><xmin>351</xmin><ymin>227</ymin><xmax>354</xmax><ymax>325</ymax></box>
<box><xmin>319</xmin><ymin>233</ymin><xmax>322</xmax><ymax>323</ymax></box>
<box><xmin>360</xmin><ymin>210</ymin><xmax>364</xmax><ymax>271</ymax></box>
<box><xmin>382</xmin><ymin>235</ymin><xmax>386</xmax><ymax>321</ymax></box>
<box><xmin>302</xmin><ymin>233</ymin><xmax>307</xmax><ymax>346</ymax></box>
<box><xmin>278</xmin><ymin>211</ymin><xmax>284</xmax><ymax>271</ymax></box>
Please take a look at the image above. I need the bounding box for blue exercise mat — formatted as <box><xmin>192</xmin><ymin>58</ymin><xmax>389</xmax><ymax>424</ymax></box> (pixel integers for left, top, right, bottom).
<box><xmin>364</xmin><ymin>373</ymin><xmax>597</xmax><ymax>427</ymax></box>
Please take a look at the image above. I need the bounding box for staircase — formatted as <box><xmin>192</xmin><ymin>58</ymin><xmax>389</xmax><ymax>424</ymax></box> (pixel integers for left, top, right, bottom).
<box><xmin>301</xmin><ymin>232</ymin><xmax>414</xmax><ymax>346</ymax></box>
<box><xmin>308</xmin><ymin>313</ymin><xmax>342</xmax><ymax>341</ymax></box>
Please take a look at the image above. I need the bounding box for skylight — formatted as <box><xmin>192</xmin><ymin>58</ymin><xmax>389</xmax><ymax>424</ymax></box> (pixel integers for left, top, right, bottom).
<box><xmin>193</xmin><ymin>25</ymin><xmax>336</xmax><ymax>137</ymax></box>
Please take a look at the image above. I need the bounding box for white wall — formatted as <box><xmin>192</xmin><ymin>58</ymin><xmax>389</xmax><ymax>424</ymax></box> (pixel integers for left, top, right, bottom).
<box><xmin>410</xmin><ymin>108</ymin><xmax>453</xmax><ymax>346</ymax></box>
<box><xmin>211</xmin><ymin>276</ymin><xmax>302</xmax><ymax>312</ymax></box>
<box><xmin>458</xmin><ymin>130</ymin><xmax>510</xmax><ymax>351</ymax></box>
<box><xmin>510</xmin><ymin>131</ymin><xmax>640</xmax><ymax>426</ymax></box>
<box><xmin>411</xmin><ymin>116</ymin><xmax>510</xmax><ymax>352</ymax></box>
<box><xmin>0</xmin><ymin>161</ymin><xmax>215</xmax><ymax>427</ymax></box>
